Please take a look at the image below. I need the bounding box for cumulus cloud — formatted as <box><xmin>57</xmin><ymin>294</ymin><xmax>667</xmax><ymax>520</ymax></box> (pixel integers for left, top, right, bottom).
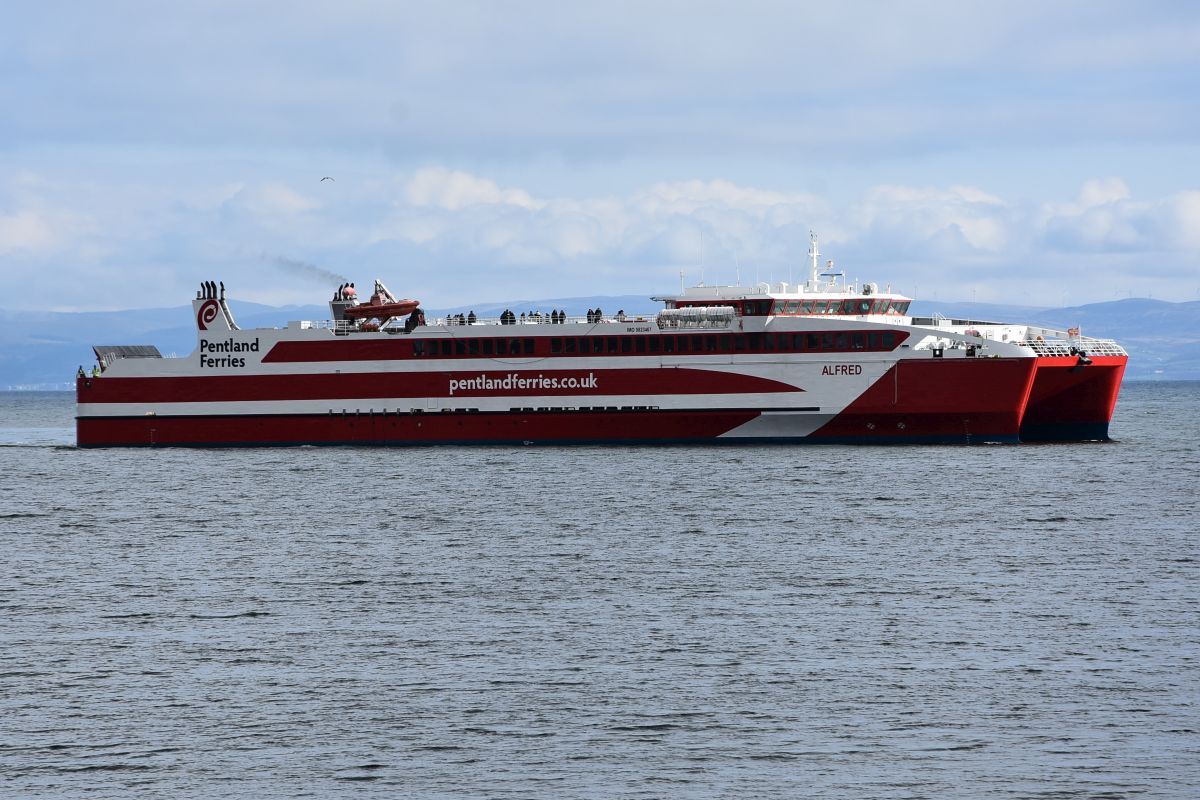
<box><xmin>853</xmin><ymin>185</ymin><xmax>1009</xmax><ymax>253</ymax></box>
<box><xmin>405</xmin><ymin>168</ymin><xmax>544</xmax><ymax>211</ymax></box>
<box><xmin>1041</xmin><ymin>178</ymin><xmax>1149</xmax><ymax>252</ymax></box>
<box><xmin>379</xmin><ymin>174</ymin><xmax>830</xmax><ymax>282</ymax></box>
<box><xmin>224</xmin><ymin>182</ymin><xmax>319</xmax><ymax>218</ymax></box>
<box><xmin>0</xmin><ymin>211</ymin><xmax>56</xmax><ymax>254</ymax></box>
<box><xmin>1161</xmin><ymin>190</ymin><xmax>1200</xmax><ymax>250</ymax></box>
<box><xmin>0</xmin><ymin>201</ymin><xmax>98</xmax><ymax>258</ymax></box>
<box><xmin>3</xmin><ymin>164</ymin><xmax>1198</xmax><ymax>311</ymax></box>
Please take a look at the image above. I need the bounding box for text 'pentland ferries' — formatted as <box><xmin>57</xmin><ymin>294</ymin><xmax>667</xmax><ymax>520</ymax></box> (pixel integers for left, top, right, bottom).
<box><xmin>449</xmin><ymin>373</ymin><xmax>598</xmax><ymax>396</ymax></box>
<box><xmin>199</xmin><ymin>337</ymin><xmax>260</xmax><ymax>368</ymax></box>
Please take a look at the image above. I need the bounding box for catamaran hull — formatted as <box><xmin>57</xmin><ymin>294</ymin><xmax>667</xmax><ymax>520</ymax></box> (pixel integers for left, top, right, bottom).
<box><xmin>76</xmin><ymin>355</ymin><xmax>1122</xmax><ymax>447</ymax></box>
<box><xmin>1019</xmin><ymin>355</ymin><xmax>1127</xmax><ymax>442</ymax></box>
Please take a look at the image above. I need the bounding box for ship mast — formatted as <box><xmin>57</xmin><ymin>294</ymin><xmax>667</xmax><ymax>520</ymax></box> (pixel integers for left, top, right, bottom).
<box><xmin>808</xmin><ymin>231</ymin><xmax>820</xmax><ymax>290</ymax></box>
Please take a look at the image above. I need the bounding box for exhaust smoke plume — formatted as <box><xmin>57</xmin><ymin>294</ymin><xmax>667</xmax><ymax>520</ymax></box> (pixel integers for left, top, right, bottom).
<box><xmin>263</xmin><ymin>254</ymin><xmax>349</xmax><ymax>286</ymax></box>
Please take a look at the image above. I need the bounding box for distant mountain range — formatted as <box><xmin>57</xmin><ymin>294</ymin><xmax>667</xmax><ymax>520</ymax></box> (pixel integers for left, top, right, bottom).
<box><xmin>3</xmin><ymin>296</ymin><xmax>1197</xmax><ymax>389</ymax></box>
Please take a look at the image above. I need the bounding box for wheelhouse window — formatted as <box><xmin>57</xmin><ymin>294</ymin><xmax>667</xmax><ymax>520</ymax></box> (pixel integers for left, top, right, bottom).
<box><xmin>743</xmin><ymin>300</ymin><xmax>770</xmax><ymax>316</ymax></box>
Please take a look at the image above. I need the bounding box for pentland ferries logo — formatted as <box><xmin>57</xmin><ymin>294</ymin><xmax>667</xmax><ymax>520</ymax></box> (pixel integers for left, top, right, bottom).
<box><xmin>199</xmin><ymin>337</ymin><xmax>260</xmax><ymax>368</ymax></box>
<box><xmin>449</xmin><ymin>372</ymin><xmax>598</xmax><ymax>396</ymax></box>
<box><xmin>197</xmin><ymin>299</ymin><xmax>220</xmax><ymax>330</ymax></box>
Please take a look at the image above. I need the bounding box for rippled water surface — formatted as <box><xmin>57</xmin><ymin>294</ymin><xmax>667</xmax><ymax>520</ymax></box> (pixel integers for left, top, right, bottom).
<box><xmin>2</xmin><ymin>384</ymin><xmax>1198</xmax><ymax>798</ymax></box>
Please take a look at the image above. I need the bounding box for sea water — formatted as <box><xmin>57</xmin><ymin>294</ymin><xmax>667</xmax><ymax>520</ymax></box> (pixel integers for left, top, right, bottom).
<box><xmin>1</xmin><ymin>383</ymin><xmax>1197</xmax><ymax>798</ymax></box>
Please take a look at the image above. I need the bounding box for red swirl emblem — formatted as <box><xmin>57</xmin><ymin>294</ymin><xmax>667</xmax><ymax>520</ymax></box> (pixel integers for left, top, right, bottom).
<box><xmin>197</xmin><ymin>299</ymin><xmax>220</xmax><ymax>330</ymax></box>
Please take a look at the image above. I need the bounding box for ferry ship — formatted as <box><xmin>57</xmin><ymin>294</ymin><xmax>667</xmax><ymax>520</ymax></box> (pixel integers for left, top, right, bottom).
<box><xmin>76</xmin><ymin>236</ymin><xmax>1127</xmax><ymax>447</ymax></box>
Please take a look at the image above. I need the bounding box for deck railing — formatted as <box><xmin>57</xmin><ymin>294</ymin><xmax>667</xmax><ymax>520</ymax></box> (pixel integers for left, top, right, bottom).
<box><xmin>428</xmin><ymin>313</ymin><xmax>651</xmax><ymax>327</ymax></box>
<box><xmin>1021</xmin><ymin>337</ymin><xmax>1127</xmax><ymax>357</ymax></box>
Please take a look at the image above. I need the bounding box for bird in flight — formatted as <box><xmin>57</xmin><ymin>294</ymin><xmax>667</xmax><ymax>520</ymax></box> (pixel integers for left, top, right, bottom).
<box><xmin>320</xmin><ymin>176</ymin><xmax>335</xmax><ymax>182</ymax></box>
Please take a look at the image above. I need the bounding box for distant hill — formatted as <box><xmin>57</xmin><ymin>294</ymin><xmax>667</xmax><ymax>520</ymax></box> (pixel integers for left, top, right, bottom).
<box><xmin>3</xmin><ymin>296</ymin><xmax>1196</xmax><ymax>389</ymax></box>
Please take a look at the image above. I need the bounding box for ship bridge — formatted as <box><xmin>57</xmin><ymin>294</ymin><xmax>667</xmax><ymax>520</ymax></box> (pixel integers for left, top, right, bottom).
<box><xmin>653</xmin><ymin>234</ymin><xmax>912</xmax><ymax>320</ymax></box>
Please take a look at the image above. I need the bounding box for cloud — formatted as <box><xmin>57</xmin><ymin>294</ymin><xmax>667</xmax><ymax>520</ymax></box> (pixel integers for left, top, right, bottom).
<box><xmin>224</xmin><ymin>182</ymin><xmax>319</xmax><ymax>218</ymax></box>
<box><xmin>0</xmin><ymin>211</ymin><xmax>57</xmax><ymax>254</ymax></box>
<box><xmin>1041</xmin><ymin>178</ymin><xmax>1148</xmax><ymax>252</ymax></box>
<box><xmin>405</xmin><ymin>168</ymin><xmax>544</xmax><ymax>210</ymax></box>
<box><xmin>380</xmin><ymin>175</ymin><xmax>829</xmax><ymax>279</ymax></box>
<box><xmin>1161</xmin><ymin>190</ymin><xmax>1200</xmax><ymax>251</ymax></box>
<box><xmin>852</xmin><ymin>185</ymin><xmax>1009</xmax><ymax>253</ymax></box>
<box><xmin>4</xmin><ymin>164</ymin><xmax>1198</xmax><ymax>311</ymax></box>
<box><xmin>4</xmin><ymin>3</ymin><xmax>1199</xmax><ymax>161</ymax></box>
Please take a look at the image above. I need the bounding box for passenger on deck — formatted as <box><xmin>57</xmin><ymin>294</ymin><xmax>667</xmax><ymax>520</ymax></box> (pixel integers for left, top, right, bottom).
<box><xmin>467</xmin><ymin>311</ymin><xmax>477</xmax><ymax>324</ymax></box>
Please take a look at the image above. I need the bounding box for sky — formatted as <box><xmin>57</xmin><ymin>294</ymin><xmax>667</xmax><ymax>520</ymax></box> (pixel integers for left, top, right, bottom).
<box><xmin>2</xmin><ymin>1</ymin><xmax>1199</xmax><ymax>311</ymax></box>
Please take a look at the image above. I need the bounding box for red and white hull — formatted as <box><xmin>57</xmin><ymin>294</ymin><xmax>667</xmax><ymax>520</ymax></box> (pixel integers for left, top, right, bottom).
<box><xmin>76</xmin><ymin>332</ymin><xmax>1126</xmax><ymax>447</ymax></box>
<box><xmin>76</xmin><ymin>267</ymin><xmax>1127</xmax><ymax>447</ymax></box>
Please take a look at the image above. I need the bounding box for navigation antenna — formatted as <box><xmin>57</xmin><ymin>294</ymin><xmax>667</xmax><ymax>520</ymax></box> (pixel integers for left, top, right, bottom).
<box><xmin>808</xmin><ymin>231</ymin><xmax>820</xmax><ymax>290</ymax></box>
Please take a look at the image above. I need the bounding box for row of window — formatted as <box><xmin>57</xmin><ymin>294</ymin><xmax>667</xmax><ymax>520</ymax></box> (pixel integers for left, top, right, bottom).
<box><xmin>672</xmin><ymin>299</ymin><xmax>911</xmax><ymax>316</ymax></box>
<box><xmin>410</xmin><ymin>330</ymin><xmax>907</xmax><ymax>358</ymax></box>
<box><xmin>328</xmin><ymin>406</ymin><xmax>663</xmax><ymax>415</ymax></box>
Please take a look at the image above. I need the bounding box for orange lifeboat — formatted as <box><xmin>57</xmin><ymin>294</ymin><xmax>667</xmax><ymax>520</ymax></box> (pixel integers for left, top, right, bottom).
<box><xmin>343</xmin><ymin>299</ymin><xmax>420</xmax><ymax>320</ymax></box>
<box><xmin>341</xmin><ymin>279</ymin><xmax>421</xmax><ymax>323</ymax></box>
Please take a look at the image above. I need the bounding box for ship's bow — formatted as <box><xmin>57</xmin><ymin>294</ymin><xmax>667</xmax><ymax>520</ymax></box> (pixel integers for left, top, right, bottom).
<box><xmin>1019</xmin><ymin>354</ymin><xmax>1127</xmax><ymax>441</ymax></box>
